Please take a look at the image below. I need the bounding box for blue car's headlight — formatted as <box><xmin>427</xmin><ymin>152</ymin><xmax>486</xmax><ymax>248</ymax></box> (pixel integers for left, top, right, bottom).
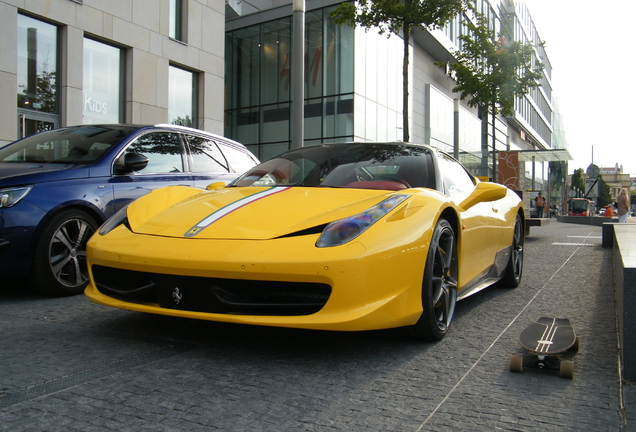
<box><xmin>0</xmin><ymin>185</ymin><xmax>33</xmax><ymax>208</ymax></box>
<box><xmin>316</xmin><ymin>195</ymin><xmax>409</xmax><ymax>248</ymax></box>
<box><xmin>99</xmin><ymin>204</ymin><xmax>130</xmax><ymax>236</ymax></box>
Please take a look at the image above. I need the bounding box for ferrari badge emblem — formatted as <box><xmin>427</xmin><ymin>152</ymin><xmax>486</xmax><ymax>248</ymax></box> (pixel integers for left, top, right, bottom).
<box><xmin>172</xmin><ymin>287</ymin><xmax>183</xmax><ymax>304</ymax></box>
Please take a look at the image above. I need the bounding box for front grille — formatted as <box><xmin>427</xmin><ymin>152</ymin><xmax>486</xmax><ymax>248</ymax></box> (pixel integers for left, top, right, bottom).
<box><xmin>91</xmin><ymin>265</ymin><xmax>331</xmax><ymax>316</ymax></box>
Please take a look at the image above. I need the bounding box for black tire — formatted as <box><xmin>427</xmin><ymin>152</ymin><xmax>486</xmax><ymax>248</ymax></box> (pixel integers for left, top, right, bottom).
<box><xmin>27</xmin><ymin>209</ymin><xmax>99</xmax><ymax>297</ymax></box>
<box><xmin>497</xmin><ymin>213</ymin><xmax>524</xmax><ymax>288</ymax></box>
<box><xmin>509</xmin><ymin>354</ymin><xmax>523</xmax><ymax>373</ymax></box>
<box><xmin>560</xmin><ymin>360</ymin><xmax>574</xmax><ymax>379</ymax></box>
<box><xmin>408</xmin><ymin>218</ymin><xmax>457</xmax><ymax>341</ymax></box>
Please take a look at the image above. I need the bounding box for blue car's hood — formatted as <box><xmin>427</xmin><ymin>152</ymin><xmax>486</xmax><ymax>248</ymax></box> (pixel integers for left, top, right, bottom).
<box><xmin>0</xmin><ymin>162</ymin><xmax>92</xmax><ymax>186</ymax></box>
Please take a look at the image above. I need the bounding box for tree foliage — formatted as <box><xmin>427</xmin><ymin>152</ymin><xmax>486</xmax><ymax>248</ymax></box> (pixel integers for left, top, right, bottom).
<box><xmin>572</xmin><ymin>168</ymin><xmax>613</xmax><ymax>208</ymax></box>
<box><xmin>442</xmin><ymin>12</ymin><xmax>544</xmax><ymax>118</ymax></box>
<box><xmin>18</xmin><ymin>69</ymin><xmax>57</xmax><ymax>114</ymax></box>
<box><xmin>441</xmin><ymin>11</ymin><xmax>544</xmax><ymax>181</ymax></box>
<box><xmin>331</xmin><ymin>0</ymin><xmax>469</xmax><ymax>142</ymax></box>
<box><xmin>171</xmin><ymin>115</ymin><xmax>193</xmax><ymax>127</ymax></box>
<box><xmin>570</xmin><ymin>168</ymin><xmax>585</xmax><ymax>195</ymax></box>
<box><xmin>596</xmin><ymin>175</ymin><xmax>613</xmax><ymax>208</ymax></box>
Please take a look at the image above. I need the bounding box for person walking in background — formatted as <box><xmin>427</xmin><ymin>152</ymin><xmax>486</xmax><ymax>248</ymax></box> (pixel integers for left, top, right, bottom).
<box><xmin>617</xmin><ymin>188</ymin><xmax>630</xmax><ymax>223</ymax></box>
<box><xmin>535</xmin><ymin>193</ymin><xmax>545</xmax><ymax>218</ymax></box>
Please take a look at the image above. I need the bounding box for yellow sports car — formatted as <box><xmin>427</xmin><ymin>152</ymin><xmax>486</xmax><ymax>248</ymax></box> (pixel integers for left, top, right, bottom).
<box><xmin>85</xmin><ymin>143</ymin><xmax>524</xmax><ymax>340</ymax></box>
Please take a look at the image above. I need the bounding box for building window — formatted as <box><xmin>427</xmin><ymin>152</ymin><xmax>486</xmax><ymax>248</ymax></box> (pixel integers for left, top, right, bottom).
<box><xmin>169</xmin><ymin>0</ymin><xmax>185</xmax><ymax>41</ymax></box>
<box><xmin>169</xmin><ymin>65</ymin><xmax>197</xmax><ymax>127</ymax></box>
<box><xmin>83</xmin><ymin>38</ymin><xmax>123</xmax><ymax>124</ymax></box>
<box><xmin>17</xmin><ymin>14</ymin><xmax>58</xmax><ymax>114</ymax></box>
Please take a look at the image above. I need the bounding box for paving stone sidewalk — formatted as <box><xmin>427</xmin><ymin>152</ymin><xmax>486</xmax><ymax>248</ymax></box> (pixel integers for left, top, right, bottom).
<box><xmin>0</xmin><ymin>221</ymin><xmax>627</xmax><ymax>431</ymax></box>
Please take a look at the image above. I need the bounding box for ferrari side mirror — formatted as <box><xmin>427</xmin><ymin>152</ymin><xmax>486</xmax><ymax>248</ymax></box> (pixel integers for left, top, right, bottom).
<box><xmin>458</xmin><ymin>182</ymin><xmax>508</xmax><ymax>211</ymax></box>
<box><xmin>206</xmin><ymin>181</ymin><xmax>226</xmax><ymax>190</ymax></box>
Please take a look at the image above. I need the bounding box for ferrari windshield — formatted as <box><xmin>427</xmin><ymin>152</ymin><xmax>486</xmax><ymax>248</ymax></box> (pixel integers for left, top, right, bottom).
<box><xmin>0</xmin><ymin>125</ymin><xmax>135</xmax><ymax>164</ymax></box>
<box><xmin>231</xmin><ymin>143</ymin><xmax>436</xmax><ymax>190</ymax></box>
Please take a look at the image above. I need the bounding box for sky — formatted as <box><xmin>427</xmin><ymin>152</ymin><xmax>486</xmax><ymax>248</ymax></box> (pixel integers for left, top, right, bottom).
<box><xmin>524</xmin><ymin>0</ymin><xmax>636</xmax><ymax>176</ymax></box>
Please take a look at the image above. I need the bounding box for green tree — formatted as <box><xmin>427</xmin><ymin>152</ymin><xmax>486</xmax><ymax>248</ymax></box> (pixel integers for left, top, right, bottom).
<box><xmin>570</xmin><ymin>168</ymin><xmax>585</xmax><ymax>197</ymax></box>
<box><xmin>171</xmin><ymin>115</ymin><xmax>193</xmax><ymax>127</ymax></box>
<box><xmin>18</xmin><ymin>69</ymin><xmax>57</xmax><ymax>114</ymax></box>
<box><xmin>596</xmin><ymin>175</ymin><xmax>613</xmax><ymax>208</ymax></box>
<box><xmin>330</xmin><ymin>0</ymin><xmax>469</xmax><ymax>143</ymax></box>
<box><xmin>441</xmin><ymin>12</ymin><xmax>544</xmax><ymax>180</ymax></box>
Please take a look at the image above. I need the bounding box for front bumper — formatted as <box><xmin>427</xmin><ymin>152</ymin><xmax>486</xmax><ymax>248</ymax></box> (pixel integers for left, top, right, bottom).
<box><xmin>85</xmin><ymin>226</ymin><xmax>430</xmax><ymax>331</ymax></box>
<box><xmin>0</xmin><ymin>201</ymin><xmax>46</xmax><ymax>275</ymax></box>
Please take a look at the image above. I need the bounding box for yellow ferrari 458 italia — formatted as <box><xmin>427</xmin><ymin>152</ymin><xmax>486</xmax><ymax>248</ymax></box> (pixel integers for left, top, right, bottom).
<box><xmin>85</xmin><ymin>142</ymin><xmax>525</xmax><ymax>341</ymax></box>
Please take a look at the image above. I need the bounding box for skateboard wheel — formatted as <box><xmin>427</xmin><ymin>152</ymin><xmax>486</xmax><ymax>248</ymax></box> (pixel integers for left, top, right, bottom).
<box><xmin>510</xmin><ymin>355</ymin><xmax>523</xmax><ymax>373</ymax></box>
<box><xmin>569</xmin><ymin>336</ymin><xmax>580</xmax><ymax>352</ymax></box>
<box><xmin>560</xmin><ymin>360</ymin><xmax>574</xmax><ymax>379</ymax></box>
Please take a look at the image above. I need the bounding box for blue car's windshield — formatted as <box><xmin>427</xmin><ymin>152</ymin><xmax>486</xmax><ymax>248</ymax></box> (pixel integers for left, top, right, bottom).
<box><xmin>0</xmin><ymin>125</ymin><xmax>136</xmax><ymax>164</ymax></box>
<box><xmin>230</xmin><ymin>143</ymin><xmax>436</xmax><ymax>191</ymax></box>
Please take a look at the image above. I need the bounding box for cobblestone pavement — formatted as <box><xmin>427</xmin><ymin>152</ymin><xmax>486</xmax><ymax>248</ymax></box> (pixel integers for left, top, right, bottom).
<box><xmin>0</xmin><ymin>221</ymin><xmax>625</xmax><ymax>431</ymax></box>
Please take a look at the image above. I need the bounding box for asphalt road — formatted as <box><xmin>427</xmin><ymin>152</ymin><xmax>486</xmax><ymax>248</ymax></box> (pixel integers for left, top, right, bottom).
<box><xmin>0</xmin><ymin>221</ymin><xmax>624</xmax><ymax>431</ymax></box>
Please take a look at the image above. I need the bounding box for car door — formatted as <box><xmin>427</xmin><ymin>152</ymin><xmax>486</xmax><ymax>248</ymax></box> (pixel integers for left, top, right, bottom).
<box><xmin>111</xmin><ymin>131</ymin><xmax>193</xmax><ymax>211</ymax></box>
<box><xmin>437</xmin><ymin>153</ymin><xmax>503</xmax><ymax>286</ymax></box>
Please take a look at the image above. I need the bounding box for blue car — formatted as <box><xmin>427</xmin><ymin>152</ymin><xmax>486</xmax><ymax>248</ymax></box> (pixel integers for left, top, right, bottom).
<box><xmin>0</xmin><ymin>124</ymin><xmax>259</xmax><ymax>296</ymax></box>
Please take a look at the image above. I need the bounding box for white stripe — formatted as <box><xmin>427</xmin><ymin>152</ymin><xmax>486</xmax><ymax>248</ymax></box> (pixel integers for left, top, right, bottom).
<box><xmin>184</xmin><ymin>187</ymin><xmax>290</xmax><ymax>237</ymax></box>
<box><xmin>197</xmin><ymin>187</ymin><xmax>288</xmax><ymax>228</ymax></box>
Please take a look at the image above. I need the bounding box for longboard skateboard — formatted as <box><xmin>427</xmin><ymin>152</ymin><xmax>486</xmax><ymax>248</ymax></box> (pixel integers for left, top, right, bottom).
<box><xmin>510</xmin><ymin>317</ymin><xmax>579</xmax><ymax>379</ymax></box>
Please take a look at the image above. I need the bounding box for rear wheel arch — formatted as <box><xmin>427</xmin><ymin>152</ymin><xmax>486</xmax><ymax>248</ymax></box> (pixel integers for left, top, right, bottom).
<box><xmin>439</xmin><ymin>208</ymin><xmax>459</xmax><ymax>238</ymax></box>
<box><xmin>508</xmin><ymin>207</ymin><xmax>525</xmax><ymax>239</ymax></box>
<box><xmin>518</xmin><ymin>208</ymin><xmax>526</xmax><ymax>235</ymax></box>
<box><xmin>439</xmin><ymin>207</ymin><xmax>460</xmax><ymax>260</ymax></box>
<box><xmin>496</xmin><ymin>211</ymin><xmax>525</xmax><ymax>288</ymax></box>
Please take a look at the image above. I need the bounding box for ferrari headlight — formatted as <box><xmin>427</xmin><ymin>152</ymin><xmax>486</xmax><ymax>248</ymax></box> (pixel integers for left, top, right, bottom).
<box><xmin>0</xmin><ymin>185</ymin><xmax>33</xmax><ymax>208</ymax></box>
<box><xmin>316</xmin><ymin>195</ymin><xmax>409</xmax><ymax>248</ymax></box>
<box><xmin>99</xmin><ymin>204</ymin><xmax>130</xmax><ymax>236</ymax></box>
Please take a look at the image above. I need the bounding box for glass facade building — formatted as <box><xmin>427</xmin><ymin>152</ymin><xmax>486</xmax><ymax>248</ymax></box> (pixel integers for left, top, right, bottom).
<box><xmin>224</xmin><ymin>0</ymin><xmax>570</xmax><ymax>214</ymax></box>
<box><xmin>225</xmin><ymin>6</ymin><xmax>354</xmax><ymax>160</ymax></box>
<box><xmin>224</xmin><ymin>1</ymin><xmax>517</xmax><ymax>175</ymax></box>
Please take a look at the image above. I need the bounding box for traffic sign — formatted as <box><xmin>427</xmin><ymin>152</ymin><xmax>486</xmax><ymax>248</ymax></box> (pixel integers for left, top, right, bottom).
<box><xmin>585</xmin><ymin>178</ymin><xmax>599</xmax><ymax>198</ymax></box>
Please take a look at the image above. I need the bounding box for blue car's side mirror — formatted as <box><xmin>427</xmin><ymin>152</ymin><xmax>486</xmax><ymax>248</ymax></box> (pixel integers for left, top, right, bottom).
<box><xmin>115</xmin><ymin>152</ymin><xmax>149</xmax><ymax>173</ymax></box>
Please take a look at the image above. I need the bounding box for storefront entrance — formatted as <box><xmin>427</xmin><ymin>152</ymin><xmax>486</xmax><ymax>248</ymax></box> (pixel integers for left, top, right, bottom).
<box><xmin>18</xmin><ymin>110</ymin><xmax>58</xmax><ymax>139</ymax></box>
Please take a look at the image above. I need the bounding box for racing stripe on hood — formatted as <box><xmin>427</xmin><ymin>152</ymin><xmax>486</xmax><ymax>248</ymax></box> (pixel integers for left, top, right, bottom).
<box><xmin>184</xmin><ymin>186</ymin><xmax>291</xmax><ymax>237</ymax></box>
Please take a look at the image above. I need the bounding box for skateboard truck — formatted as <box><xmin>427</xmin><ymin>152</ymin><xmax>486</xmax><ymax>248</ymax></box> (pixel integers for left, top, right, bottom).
<box><xmin>510</xmin><ymin>317</ymin><xmax>579</xmax><ymax>379</ymax></box>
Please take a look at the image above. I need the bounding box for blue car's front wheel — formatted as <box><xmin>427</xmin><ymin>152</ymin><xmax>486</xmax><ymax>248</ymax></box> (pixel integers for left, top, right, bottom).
<box><xmin>28</xmin><ymin>209</ymin><xmax>98</xmax><ymax>297</ymax></box>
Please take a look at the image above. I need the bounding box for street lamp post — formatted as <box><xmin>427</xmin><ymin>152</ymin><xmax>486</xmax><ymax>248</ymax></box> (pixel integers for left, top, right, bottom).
<box><xmin>291</xmin><ymin>0</ymin><xmax>305</xmax><ymax>149</ymax></box>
